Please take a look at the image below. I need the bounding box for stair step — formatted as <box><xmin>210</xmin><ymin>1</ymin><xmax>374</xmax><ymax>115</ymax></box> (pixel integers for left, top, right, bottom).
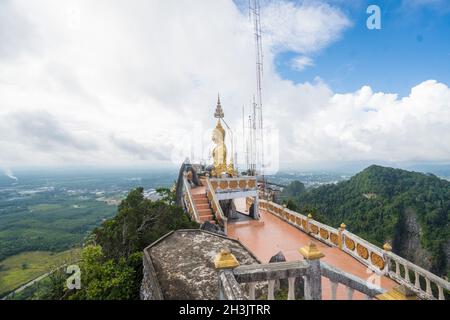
<box><xmin>194</xmin><ymin>199</ymin><xmax>209</xmax><ymax>205</ymax></box>
<box><xmin>198</xmin><ymin>209</ymin><xmax>213</xmax><ymax>215</ymax></box>
<box><xmin>199</xmin><ymin>215</ymin><xmax>214</xmax><ymax>222</ymax></box>
<box><xmin>196</xmin><ymin>203</ymin><xmax>210</xmax><ymax>210</ymax></box>
<box><xmin>192</xmin><ymin>195</ymin><xmax>207</xmax><ymax>200</ymax></box>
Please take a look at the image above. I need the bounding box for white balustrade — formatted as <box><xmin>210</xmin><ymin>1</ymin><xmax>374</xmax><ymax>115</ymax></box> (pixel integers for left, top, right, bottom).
<box><xmin>426</xmin><ymin>278</ymin><xmax>432</xmax><ymax>295</ymax></box>
<box><xmin>405</xmin><ymin>266</ymin><xmax>411</xmax><ymax>283</ymax></box>
<box><xmin>287</xmin><ymin>277</ymin><xmax>296</xmax><ymax>300</ymax></box>
<box><xmin>414</xmin><ymin>271</ymin><xmax>420</xmax><ymax>289</ymax></box>
<box><xmin>346</xmin><ymin>287</ymin><xmax>354</xmax><ymax>300</ymax></box>
<box><xmin>248</xmin><ymin>282</ymin><xmax>256</xmax><ymax>300</ymax></box>
<box><xmin>330</xmin><ymin>281</ymin><xmax>338</xmax><ymax>300</ymax></box>
<box><xmin>268</xmin><ymin>280</ymin><xmax>275</xmax><ymax>300</ymax></box>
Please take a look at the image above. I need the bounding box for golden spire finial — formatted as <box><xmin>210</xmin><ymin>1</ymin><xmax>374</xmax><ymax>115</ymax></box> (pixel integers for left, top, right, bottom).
<box><xmin>214</xmin><ymin>93</ymin><xmax>224</xmax><ymax>119</ymax></box>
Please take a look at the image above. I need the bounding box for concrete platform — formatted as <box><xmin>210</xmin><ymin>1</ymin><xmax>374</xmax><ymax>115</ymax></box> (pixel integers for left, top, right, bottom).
<box><xmin>228</xmin><ymin>205</ymin><xmax>397</xmax><ymax>300</ymax></box>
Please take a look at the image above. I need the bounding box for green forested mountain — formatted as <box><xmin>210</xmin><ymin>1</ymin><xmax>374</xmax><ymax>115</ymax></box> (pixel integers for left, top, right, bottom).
<box><xmin>281</xmin><ymin>165</ymin><xmax>450</xmax><ymax>277</ymax></box>
<box><xmin>18</xmin><ymin>187</ymin><xmax>198</xmax><ymax>300</ymax></box>
<box><xmin>72</xmin><ymin>187</ymin><xmax>198</xmax><ymax>300</ymax></box>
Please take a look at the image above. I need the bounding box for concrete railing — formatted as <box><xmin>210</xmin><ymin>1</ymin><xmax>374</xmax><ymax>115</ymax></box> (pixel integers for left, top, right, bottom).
<box><xmin>385</xmin><ymin>251</ymin><xmax>450</xmax><ymax>300</ymax></box>
<box><xmin>205</xmin><ymin>177</ymin><xmax>228</xmax><ymax>234</ymax></box>
<box><xmin>182</xmin><ymin>175</ymin><xmax>200</xmax><ymax>223</ymax></box>
<box><xmin>341</xmin><ymin>230</ymin><xmax>389</xmax><ymax>274</ymax></box>
<box><xmin>321</xmin><ymin>262</ymin><xmax>385</xmax><ymax>300</ymax></box>
<box><xmin>219</xmin><ymin>260</ymin><xmax>318</xmax><ymax>300</ymax></box>
<box><xmin>259</xmin><ymin>198</ymin><xmax>450</xmax><ymax>300</ymax></box>
<box><xmin>219</xmin><ymin>255</ymin><xmax>385</xmax><ymax>300</ymax></box>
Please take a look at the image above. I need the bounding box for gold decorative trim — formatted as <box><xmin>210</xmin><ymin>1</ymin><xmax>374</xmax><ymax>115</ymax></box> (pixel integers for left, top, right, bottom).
<box><xmin>330</xmin><ymin>233</ymin><xmax>339</xmax><ymax>246</ymax></box>
<box><xmin>356</xmin><ymin>243</ymin><xmax>369</xmax><ymax>260</ymax></box>
<box><xmin>310</xmin><ymin>224</ymin><xmax>319</xmax><ymax>234</ymax></box>
<box><xmin>219</xmin><ymin>180</ymin><xmax>229</xmax><ymax>190</ymax></box>
<box><xmin>345</xmin><ymin>237</ymin><xmax>355</xmax><ymax>251</ymax></box>
<box><xmin>229</xmin><ymin>180</ymin><xmax>238</xmax><ymax>189</ymax></box>
<box><xmin>301</xmin><ymin>220</ymin><xmax>307</xmax><ymax>229</ymax></box>
<box><xmin>370</xmin><ymin>252</ymin><xmax>385</xmax><ymax>270</ymax></box>
<box><xmin>320</xmin><ymin>228</ymin><xmax>329</xmax><ymax>240</ymax></box>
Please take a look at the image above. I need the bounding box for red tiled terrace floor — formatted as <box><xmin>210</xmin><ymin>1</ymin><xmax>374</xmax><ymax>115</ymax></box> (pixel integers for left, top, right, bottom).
<box><xmin>228</xmin><ymin>199</ymin><xmax>397</xmax><ymax>300</ymax></box>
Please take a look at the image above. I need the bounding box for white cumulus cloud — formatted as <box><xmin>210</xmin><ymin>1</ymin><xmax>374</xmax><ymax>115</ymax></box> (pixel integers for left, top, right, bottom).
<box><xmin>0</xmin><ymin>0</ymin><xmax>448</xmax><ymax>171</ymax></box>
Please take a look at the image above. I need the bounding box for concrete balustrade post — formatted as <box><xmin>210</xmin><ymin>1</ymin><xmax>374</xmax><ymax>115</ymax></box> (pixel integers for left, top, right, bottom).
<box><xmin>287</xmin><ymin>277</ymin><xmax>296</xmax><ymax>300</ymax></box>
<box><xmin>425</xmin><ymin>278</ymin><xmax>432</xmax><ymax>296</ymax></box>
<box><xmin>414</xmin><ymin>271</ymin><xmax>420</xmax><ymax>289</ymax></box>
<box><xmin>248</xmin><ymin>282</ymin><xmax>256</xmax><ymax>300</ymax></box>
<box><xmin>395</xmin><ymin>261</ymin><xmax>401</xmax><ymax>277</ymax></box>
<box><xmin>306</xmin><ymin>214</ymin><xmax>313</xmax><ymax>234</ymax></box>
<box><xmin>382</xmin><ymin>243</ymin><xmax>392</xmax><ymax>275</ymax></box>
<box><xmin>268</xmin><ymin>280</ymin><xmax>275</xmax><ymax>300</ymax></box>
<box><xmin>346</xmin><ymin>287</ymin><xmax>354</xmax><ymax>300</ymax></box>
<box><xmin>330</xmin><ymin>281</ymin><xmax>338</xmax><ymax>300</ymax></box>
<box><xmin>299</xmin><ymin>242</ymin><xmax>325</xmax><ymax>300</ymax></box>
<box><xmin>405</xmin><ymin>266</ymin><xmax>411</xmax><ymax>283</ymax></box>
<box><xmin>438</xmin><ymin>286</ymin><xmax>444</xmax><ymax>300</ymax></box>
<box><xmin>338</xmin><ymin>223</ymin><xmax>346</xmax><ymax>250</ymax></box>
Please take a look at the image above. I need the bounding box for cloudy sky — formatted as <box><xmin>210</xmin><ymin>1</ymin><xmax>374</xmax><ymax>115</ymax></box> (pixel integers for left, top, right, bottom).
<box><xmin>1</xmin><ymin>0</ymin><xmax>449</xmax><ymax>172</ymax></box>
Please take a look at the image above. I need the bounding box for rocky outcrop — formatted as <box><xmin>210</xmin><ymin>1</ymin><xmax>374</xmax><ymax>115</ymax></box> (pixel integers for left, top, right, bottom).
<box><xmin>396</xmin><ymin>208</ymin><xmax>433</xmax><ymax>271</ymax></box>
<box><xmin>269</xmin><ymin>251</ymin><xmax>304</xmax><ymax>299</ymax></box>
<box><xmin>219</xmin><ymin>200</ymin><xmax>237</xmax><ymax>219</ymax></box>
<box><xmin>200</xmin><ymin>221</ymin><xmax>226</xmax><ymax>236</ymax></box>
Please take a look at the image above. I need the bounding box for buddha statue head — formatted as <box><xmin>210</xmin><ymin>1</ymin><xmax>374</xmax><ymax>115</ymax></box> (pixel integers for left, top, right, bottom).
<box><xmin>212</xmin><ymin>120</ymin><xmax>226</xmax><ymax>144</ymax></box>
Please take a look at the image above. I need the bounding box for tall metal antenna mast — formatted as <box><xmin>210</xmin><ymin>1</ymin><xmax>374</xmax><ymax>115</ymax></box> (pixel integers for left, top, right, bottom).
<box><xmin>242</xmin><ymin>105</ymin><xmax>248</xmax><ymax>172</ymax></box>
<box><xmin>249</xmin><ymin>0</ymin><xmax>265</xmax><ymax>182</ymax></box>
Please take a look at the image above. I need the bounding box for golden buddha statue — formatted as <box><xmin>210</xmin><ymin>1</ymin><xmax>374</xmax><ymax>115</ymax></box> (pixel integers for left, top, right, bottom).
<box><xmin>211</xmin><ymin>120</ymin><xmax>228</xmax><ymax>177</ymax></box>
<box><xmin>211</xmin><ymin>94</ymin><xmax>236</xmax><ymax>177</ymax></box>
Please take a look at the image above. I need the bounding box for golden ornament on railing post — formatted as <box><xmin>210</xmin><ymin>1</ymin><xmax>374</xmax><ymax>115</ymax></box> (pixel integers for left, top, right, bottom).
<box><xmin>338</xmin><ymin>223</ymin><xmax>346</xmax><ymax>250</ymax></box>
<box><xmin>299</xmin><ymin>242</ymin><xmax>325</xmax><ymax>260</ymax></box>
<box><xmin>383</xmin><ymin>242</ymin><xmax>392</xmax><ymax>252</ymax></box>
<box><xmin>214</xmin><ymin>248</ymin><xmax>240</xmax><ymax>269</ymax></box>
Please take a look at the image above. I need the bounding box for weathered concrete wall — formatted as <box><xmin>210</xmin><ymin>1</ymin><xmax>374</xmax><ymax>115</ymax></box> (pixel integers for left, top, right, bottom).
<box><xmin>140</xmin><ymin>249</ymin><xmax>164</xmax><ymax>300</ymax></box>
<box><xmin>140</xmin><ymin>229</ymin><xmax>260</xmax><ymax>300</ymax></box>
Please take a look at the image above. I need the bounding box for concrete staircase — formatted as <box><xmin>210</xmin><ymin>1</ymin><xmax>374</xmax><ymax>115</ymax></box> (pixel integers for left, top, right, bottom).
<box><xmin>191</xmin><ymin>192</ymin><xmax>216</xmax><ymax>224</ymax></box>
